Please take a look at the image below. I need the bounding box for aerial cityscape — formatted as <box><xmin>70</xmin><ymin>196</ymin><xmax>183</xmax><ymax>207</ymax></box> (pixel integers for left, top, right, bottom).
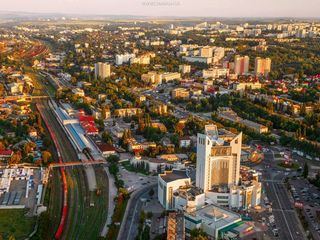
<box><xmin>0</xmin><ymin>1</ymin><xmax>320</xmax><ymax>240</ymax></box>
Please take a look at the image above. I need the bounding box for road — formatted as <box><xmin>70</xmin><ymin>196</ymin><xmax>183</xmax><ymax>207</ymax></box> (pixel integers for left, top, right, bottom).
<box><xmin>118</xmin><ymin>183</ymin><xmax>157</xmax><ymax>240</ymax></box>
<box><xmin>264</xmin><ymin>181</ymin><xmax>305</xmax><ymax>240</ymax></box>
<box><xmin>261</xmin><ymin>149</ymin><xmax>306</xmax><ymax>240</ymax></box>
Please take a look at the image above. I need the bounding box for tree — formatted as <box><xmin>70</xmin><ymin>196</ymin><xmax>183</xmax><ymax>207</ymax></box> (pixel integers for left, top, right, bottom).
<box><xmin>148</xmin><ymin>188</ymin><xmax>155</xmax><ymax>197</ymax></box>
<box><xmin>190</xmin><ymin>228</ymin><xmax>208</xmax><ymax>240</ymax></box>
<box><xmin>146</xmin><ymin>211</ymin><xmax>153</xmax><ymax>219</ymax></box>
<box><xmin>9</xmin><ymin>151</ymin><xmax>21</xmax><ymax>164</ymax></box>
<box><xmin>302</xmin><ymin>162</ymin><xmax>309</xmax><ymax>178</ymax></box>
<box><xmin>42</xmin><ymin>151</ymin><xmax>52</xmax><ymax>163</ymax></box>
<box><xmin>189</xmin><ymin>152</ymin><xmax>197</xmax><ymax>164</ymax></box>
<box><xmin>23</xmin><ymin>142</ymin><xmax>36</xmax><ymax>155</ymax></box>
<box><xmin>102</xmin><ymin>131</ymin><xmax>113</xmax><ymax>144</ymax></box>
<box><xmin>107</xmin><ymin>155</ymin><xmax>120</xmax><ymax>163</ymax></box>
<box><xmin>0</xmin><ymin>141</ymin><xmax>5</xmax><ymax>151</ymax></box>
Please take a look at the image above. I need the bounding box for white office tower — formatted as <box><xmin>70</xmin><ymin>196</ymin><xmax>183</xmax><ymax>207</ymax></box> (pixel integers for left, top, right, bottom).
<box><xmin>94</xmin><ymin>62</ymin><xmax>111</xmax><ymax>79</ymax></box>
<box><xmin>196</xmin><ymin>125</ymin><xmax>242</xmax><ymax>192</ymax></box>
<box><xmin>195</xmin><ymin>125</ymin><xmax>261</xmax><ymax>209</ymax></box>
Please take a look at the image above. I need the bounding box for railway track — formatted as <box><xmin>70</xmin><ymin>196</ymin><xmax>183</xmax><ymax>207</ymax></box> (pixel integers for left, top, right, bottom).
<box><xmin>33</xmin><ymin>72</ymin><xmax>109</xmax><ymax>239</ymax></box>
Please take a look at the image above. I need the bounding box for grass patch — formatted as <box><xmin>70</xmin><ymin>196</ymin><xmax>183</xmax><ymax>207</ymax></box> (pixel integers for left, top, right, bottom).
<box><xmin>0</xmin><ymin>209</ymin><xmax>36</xmax><ymax>240</ymax></box>
<box><xmin>277</xmin><ymin>162</ymin><xmax>300</xmax><ymax>170</ymax></box>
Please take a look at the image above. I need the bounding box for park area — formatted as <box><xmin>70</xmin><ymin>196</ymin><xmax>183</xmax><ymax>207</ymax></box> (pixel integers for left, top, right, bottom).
<box><xmin>0</xmin><ymin>209</ymin><xmax>35</xmax><ymax>239</ymax></box>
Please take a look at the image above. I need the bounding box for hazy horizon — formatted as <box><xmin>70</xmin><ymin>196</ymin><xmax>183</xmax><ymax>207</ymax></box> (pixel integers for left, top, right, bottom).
<box><xmin>1</xmin><ymin>0</ymin><xmax>320</xmax><ymax>18</ymax></box>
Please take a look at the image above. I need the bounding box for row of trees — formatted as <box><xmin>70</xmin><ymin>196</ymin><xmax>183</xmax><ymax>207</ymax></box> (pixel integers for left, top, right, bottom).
<box><xmin>106</xmin><ymin>155</ymin><xmax>130</xmax><ymax>240</ymax></box>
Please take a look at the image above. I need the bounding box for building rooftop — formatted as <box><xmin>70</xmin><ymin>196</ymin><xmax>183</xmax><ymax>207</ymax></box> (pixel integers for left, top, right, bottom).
<box><xmin>174</xmin><ymin>185</ymin><xmax>203</xmax><ymax>201</ymax></box>
<box><xmin>97</xmin><ymin>143</ymin><xmax>116</xmax><ymax>153</ymax></box>
<box><xmin>186</xmin><ymin>204</ymin><xmax>241</xmax><ymax>231</ymax></box>
<box><xmin>160</xmin><ymin>170</ymin><xmax>189</xmax><ymax>183</ymax></box>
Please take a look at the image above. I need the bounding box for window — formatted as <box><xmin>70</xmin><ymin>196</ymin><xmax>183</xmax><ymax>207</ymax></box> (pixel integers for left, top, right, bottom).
<box><xmin>217</xmin><ymin>196</ymin><xmax>229</xmax><ymax>199</ymax></box>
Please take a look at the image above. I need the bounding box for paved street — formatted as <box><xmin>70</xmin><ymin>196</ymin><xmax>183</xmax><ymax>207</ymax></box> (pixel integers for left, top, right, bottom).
<box><xmin>264</xmin><ymin>181</ymin><xmax>305</xmax><ymax>240</ymax></box>
<box><xmin>261</xmin><ymin>148</ymin><xmax>306</xmax><ymax>240</ymax></box>
<box><xmin>118</xmin><ymin>184</ymin><xmax>157</xmax><ymax>240</ymax></box>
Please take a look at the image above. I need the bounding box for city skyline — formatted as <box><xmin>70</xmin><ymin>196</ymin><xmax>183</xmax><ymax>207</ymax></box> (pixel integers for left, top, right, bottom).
<box><xmin>1</xmin><ymin>0</ymin><xmax>320</xmax><ymax>18</ymax></box>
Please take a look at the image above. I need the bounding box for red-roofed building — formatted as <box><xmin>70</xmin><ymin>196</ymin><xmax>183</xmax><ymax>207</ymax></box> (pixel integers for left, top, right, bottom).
<box><xmin>0</xmin><ymin>150</ymin><xmax>13</xmax><ymax>161</ymax></box>
<box><xmin>96</xmin><ymin>144</ymin><xmax>116</xmax><ymax>157</ymax></box>
<box><xmin>78</xmin><ymin>111</ymin><xmax>99</xmax><ymax>135</ymax></box>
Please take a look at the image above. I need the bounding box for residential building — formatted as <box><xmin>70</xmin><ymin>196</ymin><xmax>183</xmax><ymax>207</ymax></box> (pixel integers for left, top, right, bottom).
<box><xmin>171</xmin><ymin>88</ymin><xmax>190</xmax><ymax>99</ymax></box>
<box><xmin>152</xmin><ymin>104</ymin><xmax>168</xmax><ymax>115</ymax></box>
<box><xmin>182</xmin><ymin>56</ymin><xmax>213</xmax><ymax>64</ymax></box>
<box><xmin>115</xmin><ymin>53</ymin><xmax>136</xmax><ymax>65</ymax></box>
<box><xmin>162</xmin><ymin>72</ymin><xmax>181</xmax><ymax>82</ymax></box>
<box><xmin>179</xmin><ymin>64</ymin><xmax>191</xmax><ymax>74</ymax></box>
<box><xmin>141</xmin><ymin>72</ymin><xmax>162</xmax><ymax>85</ymax></box>
<box><xmin>130</xmin><ymin>53</ymin><xmax>155</xmax><ymax>65</ymax></box>
<box><xmin>114</xmin><ymin>108</ymin><xmax>143</xmax><ymax>117</ymax></box>
<box><xmin>200</xmin><ymin>46</ymin><xmax>214</xmax><ymax>58</ymax></box>
<box><xmin>72</xmin><ymin>88</ymin><xmax>85</xmax><ymax>97</ymax></box>
<box><xmin>233</xmin><ymin>82</ymin><xmax>262</xmax><ymax>91</ymax></box>
<box><xmin>254</xmin><ymin>57</ymin><xmax>271</xmax><ymax>77</ymax></box>
<box><xmin>213</xmin><ymin>47</ymin><xmax>225</xmax><ymax>62</ymax></box>
<box><xmin>218</xmin><ymin>107</ymin><xmax>268</xmax><ymax>133</ymax></box>
<box><xmin>0</xmin><ymin>150</ymin><xmax>13</xmax><ymax>161</ymax></box>
<box><xmin>202</xmin><ymin>67</ymin><xmax>229</xmax><ymax>79</ymax></box>
<box><xmin>234</xmin><ymin>55</ymin><xmax>249</xmax><ymax>75</ymax></box>
<box><xmin>94</xmin><ymin>62</ymin><xmax>111</xmax><ymax>79</ymax></box>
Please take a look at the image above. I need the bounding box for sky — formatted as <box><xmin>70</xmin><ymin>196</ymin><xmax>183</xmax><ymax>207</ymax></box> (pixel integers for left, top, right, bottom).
<box><xmin>1</xmin><ymin>0</ymin><xmax>319</xmax><ymax>18</ymax></box>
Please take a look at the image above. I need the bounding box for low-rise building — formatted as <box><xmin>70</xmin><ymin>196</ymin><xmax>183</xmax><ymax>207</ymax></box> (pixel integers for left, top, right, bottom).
<box><xmin>182</xmin><ymin>56</ymin><xmax>213</xmax><ymax>64</ymax></box>
<box><xmin>179</xmin><ymin>137</ymin><xmax>192</xmax><ymax>148</ymax></box>
<box><xmin>184</xmin><ymin>204</ymin><xmax>243</xmax><ymax>239</ymax></box>
<box><xmin>97</xmin><ymin>143</ymin><xmax>116</xmax><ymax>157</ymax></box>
<box><xmin>162</xmin><ymin>72</ymin><xmax>181</xmax><ymax>82</ymax></box>
<box><xmin>0</xmin><ymin>150</ymin><xmax>13</xmax><ymax>161</ymax></box>
<box><xmin>172</xmin><ymin>88</ymin><xmax>190</xmax><ymax>99</ymax></box>
<box><xmin>233</xmin><ymin>82</ymin><xmax>262</xmax><ymax>91</ymax></box>
<box><xmin>141</xmin><ymin>72</ymin><xmax>162</xmax><ymax>85</ymax></box>
<box><xmin>114</xmin><ymin>108</ymin><xmax>143</xmax><ymax>117</ymax></box>
<box><xmin>218</xmin><ymin>107</ymin><xmax>268</xmax><ymax>133</ymax></box>
<box><xmin>72</xmin><ymin>88</ymin><xmax>85</xmax><ymax>97</ymax></box>
<box><xmin>179</xmin><ymin>64</ymin><xmax>191</xmax><ymax>74</ymax></box>
<box><xmin>202</xmin><ymin>68</ymin><xmax>229</xmax><ymax>79</ymax></box>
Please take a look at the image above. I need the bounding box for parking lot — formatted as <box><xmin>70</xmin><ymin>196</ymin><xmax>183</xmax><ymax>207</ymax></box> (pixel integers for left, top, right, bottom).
<box><xmin>290</xmin><ymin>178</ymin><xmax>320</xmax><ymax>239</ymax></box>
<box><xmin>118</xmin><ymin>165</ymin><xmax>157</xmax><ymax>192</ymax></box>
<box><xmin>0</xmin><ymin>167</ymin><xmax>43</xmax><ymax>215</ymax></box>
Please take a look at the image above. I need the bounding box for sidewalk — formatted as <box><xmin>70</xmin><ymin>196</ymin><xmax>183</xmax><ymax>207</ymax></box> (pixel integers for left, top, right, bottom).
<box><xmin>100</xmin><ymin>166</ymin><xmax>117</xmax><ymax>237</ymax></box>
